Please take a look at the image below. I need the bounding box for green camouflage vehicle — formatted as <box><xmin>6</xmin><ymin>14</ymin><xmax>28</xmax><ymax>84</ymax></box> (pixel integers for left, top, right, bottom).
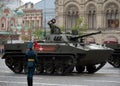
<box><xmin>105</xmin><ymin>43</ymin><xmax>120</xmax><ymax>68</ymax></box>
<box><xmin>1</xmin><ymin>19</ymin><xmax>113</xmax><ymax>75</ymax></box>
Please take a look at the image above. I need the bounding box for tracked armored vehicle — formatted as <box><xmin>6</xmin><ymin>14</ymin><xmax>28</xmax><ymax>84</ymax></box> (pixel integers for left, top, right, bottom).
<box><xmin>105</xmin><ymin>43</ymin><xmax>120</xmax><ymax>68</ymax></box>
<box><xmin>1</xmin><ymin>19</ymin><xmax>113</xmax><ymax>75</ymax></box>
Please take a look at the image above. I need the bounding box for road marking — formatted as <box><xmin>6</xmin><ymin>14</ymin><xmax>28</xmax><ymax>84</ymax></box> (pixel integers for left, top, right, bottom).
<box><xmin>0</xmin><ymin>70</ymin><xmax>12</xmax><ymax>73</ymax></box>
<box><xmin>0</xmin><ymin>81</ymin><xmax>87</xmax><ymax>86</ymax></box>
<box><xmin>0</xmin><ymin>75</ymin><xmax>43</xmax><ymax>80</ymax></box>
<box><xmin>0</xmin><ymin>75</ymin><xmax>26</xmax><ymax>79</ymax></box>
<box><xmin>85</xmin><ymin>80</ymin><xmax>120</xmax><ymax>83</ymax></box>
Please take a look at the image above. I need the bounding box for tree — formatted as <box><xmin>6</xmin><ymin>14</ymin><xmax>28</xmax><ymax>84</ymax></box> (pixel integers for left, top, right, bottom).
<box><xmin>59</xmin><ymin>26</ymin><xmax>65</xmax><ymax>33</ymax></box>
<box><xmin>32</xmin><ymin>29</ymin><xmax>44</xmax><ymax>40</ymax></box>
<box><xmin>71</xmin><ymin>17</ymin><xmax>88</xmax><ymax>35</ymax></box>
<box><xmin>21</xmin><ymin>35</ymin><xmax>29</xmax><ymax>41</ymax></box>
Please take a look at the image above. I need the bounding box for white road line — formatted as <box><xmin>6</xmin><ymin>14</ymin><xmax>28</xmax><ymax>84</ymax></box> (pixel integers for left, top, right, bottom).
<box><xmin>0</xmin><ymin>71</ymin><xmax>12</xmax><ymax>73</ymax></box>
<box><xmin>85</xmin><ymin>80</ymin><xmax>120</xmax><ymax>83</ymax></box>
<box><xmin>0</xmin><ymin>81</ymin><xmax>87</xmax><ymax>86</ymax></box>
<box><xmin>0</xmin><ymin>75</ymin><xmax>26</xmax><ymax>79</ymax></box>
<box><xmin>0</xmin><ymin>75</ymin><xmax>43</xmax><ymax>80</ymax></box>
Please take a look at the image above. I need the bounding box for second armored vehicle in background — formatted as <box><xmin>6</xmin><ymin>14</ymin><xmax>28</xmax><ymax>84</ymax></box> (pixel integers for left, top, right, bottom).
<box><xmin>105</xmin><ymin>43</ymin><xmax>120</xmax><ymax>68</ymax></box>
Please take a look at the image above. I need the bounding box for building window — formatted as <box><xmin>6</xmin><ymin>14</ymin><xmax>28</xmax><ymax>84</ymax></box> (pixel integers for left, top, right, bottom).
<box><xmin>65</xmin><ymin>5</ymin><xmax>79</xmax><ymax>31</ymax></box>
<box><xmin>87</xmin><ymin>4</ymin><xmax>96</xmax><ymax>29</ymax></box>
<box><xmin>23</xmin><ymin>21</ymin><xmax>24</xmax><ymax>24</ymax></box>
<box><xmin>25</xmin><ymin>3</ymin><xmax>28</xmax><ymax>8</ymax></box>
<box><xmin>105</xmin><ymin>3</ymin><xmax>119</xmax><ymax>29</ymax></box>
<box><xmin>31</xmin><ymin>3</ymin><xmax>33</xmax><ymax>8</ymax></box>
<box><xmin>1</xmin><ymin>23</ymin><xmax>4</xmax><ymax>28</ymax></box>
<box><xmin>1</xmin><ymin>19</ymin><xmax>5</xmax><ymax>29</ymax></box>
<box><xmin>10</xmin><ymin>20</ymin><xmax>14</xmax><ymax>27</ymax></box>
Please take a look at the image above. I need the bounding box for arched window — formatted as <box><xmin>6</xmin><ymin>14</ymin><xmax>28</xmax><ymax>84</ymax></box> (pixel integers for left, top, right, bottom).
<box><xmin>105</xmin><ymin>3</ymin><xmax>119</xmax><ymax>29</ymax></box>
<box><xmin>1</xmin><ymin>21</ymin><xmax>5</xmax><ymax>28</ymax></box>
<box><xmin>65</xmin><ymin>5</ymin><xmax>79</xmax><ymax>31</ymax></box>
<box><xmin>10</xmin><ymin>20</ymin><xmax>15</xmax><ymax>27</ymax></box>
<box><xmin>1</xmin><ymin>18</ymin><xmax>6</xmax><ymax>30</ymax></box>
<box><xmin>87</xmin><ymin>4</ymin><xmax>96</xmax><ymax>29</ymax></box>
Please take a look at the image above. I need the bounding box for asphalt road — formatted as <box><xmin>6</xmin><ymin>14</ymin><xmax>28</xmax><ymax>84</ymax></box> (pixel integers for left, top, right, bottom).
<box><xmin>0</xmin><ymin>55</ymin><xmax>120</xmax><ymax>86</ymax></box>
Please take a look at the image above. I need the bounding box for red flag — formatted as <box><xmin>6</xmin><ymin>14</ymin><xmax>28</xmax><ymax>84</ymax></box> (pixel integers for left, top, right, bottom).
<box><xmin>34</xmin><ymin>41</ymin><xmax>43</xmax><ymax>51</ymax></box>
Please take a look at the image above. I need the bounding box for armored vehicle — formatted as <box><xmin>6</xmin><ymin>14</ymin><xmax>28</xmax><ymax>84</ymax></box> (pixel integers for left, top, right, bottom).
<box><xmin>1</xmin><ymin>19</ymin><xmax>113</xmax><ymax>75</ymax></box>
<box><xmin>105</xmin><ymin>43</ymin><xmax>120</xmax><ymax>68</ymax></box>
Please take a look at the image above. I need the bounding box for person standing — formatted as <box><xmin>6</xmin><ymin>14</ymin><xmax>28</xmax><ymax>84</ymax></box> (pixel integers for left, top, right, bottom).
<box><xmin>25</xmin><ymin>42</ymin><xmax>38</xmax><ymax>86</ymax></box>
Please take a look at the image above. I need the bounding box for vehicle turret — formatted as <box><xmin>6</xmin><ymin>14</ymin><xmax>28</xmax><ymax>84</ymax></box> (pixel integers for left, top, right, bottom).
<box><xmin>45</xmin><ymin>31</ymin><xmax>101</xmax><ymax>44</ymax></box>
<box><xmin>47</xmin><ymin>18</ymin><xmax>101</xmax><ymax>43</ymax></box>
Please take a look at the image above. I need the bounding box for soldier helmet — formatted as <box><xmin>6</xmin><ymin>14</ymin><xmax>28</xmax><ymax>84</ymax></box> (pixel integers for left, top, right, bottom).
<box><xmin>51</xmin><ymin>18</ymin><xmax>56</xmax><ymax>23</ymax></box>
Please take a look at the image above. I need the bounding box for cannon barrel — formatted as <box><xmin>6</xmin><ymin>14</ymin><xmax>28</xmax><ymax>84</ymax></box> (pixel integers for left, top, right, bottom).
<box><xmin>71</xmin><ymin>31</ymin><xmax>101</xmax><ymax>40</ymax></box>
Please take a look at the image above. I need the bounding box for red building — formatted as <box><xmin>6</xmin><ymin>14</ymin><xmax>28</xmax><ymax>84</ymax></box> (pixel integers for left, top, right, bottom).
<box><xmin>0</xmin><ymin>2</ymin><xmax>43</xmax><ymax>44</ymax></box>
<box><xmin>16</xmin><ymin>2</ymin><xmax>43</xmax><ymax>41</ymax></box>
<box><xmin>0</xmin><ymin>4</ymin><xmax>19</xmax><ymax>45</ymax></box>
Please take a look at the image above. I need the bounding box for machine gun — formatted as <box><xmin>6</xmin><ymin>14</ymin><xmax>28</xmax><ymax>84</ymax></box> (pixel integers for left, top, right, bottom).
<box><xmin>70</xmin><ymin>31</ymin><xmax>101</xmax><ymax>42</ymax></box>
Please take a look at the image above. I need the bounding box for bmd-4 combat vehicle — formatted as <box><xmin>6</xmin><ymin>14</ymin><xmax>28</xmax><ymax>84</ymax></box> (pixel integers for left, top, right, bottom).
<box><xmin>1</xmin><ymin>19</ymin><xmax>113</xmax><ymax>75</ymax></box>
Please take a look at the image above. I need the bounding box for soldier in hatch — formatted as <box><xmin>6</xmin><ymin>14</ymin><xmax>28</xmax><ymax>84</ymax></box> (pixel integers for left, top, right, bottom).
<box><xmin>48</xmin><ymin>18</ymin><xmax>61</xmax><ymax>34</ymax></box>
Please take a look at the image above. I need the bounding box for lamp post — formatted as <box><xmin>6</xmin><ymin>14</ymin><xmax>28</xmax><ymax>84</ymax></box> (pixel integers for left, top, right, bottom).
<box><xmin>7</xmin><ymin>16</ymin><xmax>12</xmax><ymax>44</ymax></box>
<box><xmin>44</xmin><ymin>0</ymin><xmax>46</xmax><ymax>38</ymax></box>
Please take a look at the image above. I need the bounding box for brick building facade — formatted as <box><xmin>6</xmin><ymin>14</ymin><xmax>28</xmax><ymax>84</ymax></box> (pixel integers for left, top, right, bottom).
<box><xmin>55</xmin><ymin>0</ymin><xmax>120</xmax><ymax>44</ymax></box>
<box><xmin>0</xmin><ymin>2</ymin><xmax>42</xmax><ymax>44</ymax></box>
<box><xmin>0</xmin><ymin>4</ymin><xmax>19</xmax><ymax>44</ymax></box>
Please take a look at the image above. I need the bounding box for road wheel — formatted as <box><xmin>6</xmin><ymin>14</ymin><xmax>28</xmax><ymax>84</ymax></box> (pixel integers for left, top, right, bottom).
<box><xmin>76</xmin><ymin>65</ymin><xmax>85</xmax><ymax>73</ymax></box>
<box><xmin>55</xmin><ymin>64</ymin><xmax>65</xmax><ymax>75</ymax></box>
<box><xmin>108</xmin><ymin>56</ymin><xmax>120</xmax><ymax>68</ymax></box>
<box><xmin>5</xmin><ymin>58</ymin><xmax>14</xmax><ymax>67</ymax></box>
<box><xmin>36</xmin><ymin>64</ymin><xmax>44</xmax><ymax>74</ymax></box>
<box><xmin>44</xmin><ymin>63</ymin><xmax>55</xmax><ymax>74</ymax></box>
<box><xmin>13</xmin><ymin>63</ymin><xmax>23</xmax><ymax>73</ymax></box>
<box><xmin>112</xmin><ymin>59</ymin><xmax>120</xmax><ymax>68</ymax></box>
<box><xmin>86</xmin><ymin>65</ymin><xmax>96</xmax><ymax>74</ymax></box>
<box><xmin>67</xmin><ymin>65</ymin><xmax>74</xmax><ymax>73</ymax></box>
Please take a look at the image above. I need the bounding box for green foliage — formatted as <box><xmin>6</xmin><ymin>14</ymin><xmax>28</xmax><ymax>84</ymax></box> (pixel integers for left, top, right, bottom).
<box><xmin>71</xmin><ymin>17</ymin><xmax>88</xmax><ymax>35</ymax></box>
<box><xmin>21</xmin><ymin>35</ymin><xmax>29</xmax><ymax>41</ymax></box>
<box><xmin>60</xmin><ymin>26</ymin><xmax>65</xmax><ymax>32</ymax></box>
<box><xmin>32</xmin><ymin>29</ymin><xmax>44</xmax><ymax>40</ymax></box>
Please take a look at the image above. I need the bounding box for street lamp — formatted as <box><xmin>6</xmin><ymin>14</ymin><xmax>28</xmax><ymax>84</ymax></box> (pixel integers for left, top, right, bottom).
<box><xmin>7</xmin><ymin>16</ymin><xmax>12</xmax><ymax>44</ymax></box>
<box><xmin>44</xmin><ymin>0</ymin><xmax>46</xmax><ymax>38</ymax></box>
